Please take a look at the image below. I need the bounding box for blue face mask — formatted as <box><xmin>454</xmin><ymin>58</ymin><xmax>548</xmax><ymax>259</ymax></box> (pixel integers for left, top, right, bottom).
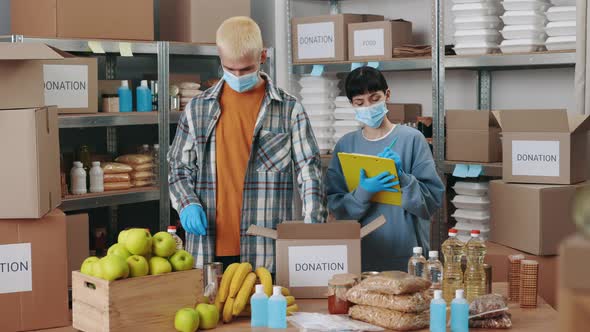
<box><xmin>223</xmin><ymin>69</ymin><xmax>260</xmax><ymax>93</ymax></box>
<box><xmin>354</xmin><ymin>101</ymin><xmax>388</xmax><ymax>128</ymax></box>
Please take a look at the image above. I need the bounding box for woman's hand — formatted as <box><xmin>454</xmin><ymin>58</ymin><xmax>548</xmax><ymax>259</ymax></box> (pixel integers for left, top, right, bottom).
<box><xmin>378</xmin><ymin>147</ymin><xmax>403</xmax><ymax>173</ymax></box>
<box><xmin>359</xmin><ymin>169</ymin><xmax>400</xmax><ymax>194</ymax></box>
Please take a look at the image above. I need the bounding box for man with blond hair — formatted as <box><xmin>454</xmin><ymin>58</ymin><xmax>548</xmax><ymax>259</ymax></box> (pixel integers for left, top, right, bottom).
<box><xmin>168</xmin><ymin>17</ymin><xmax>326</xmax><ymax>271</ymax></box>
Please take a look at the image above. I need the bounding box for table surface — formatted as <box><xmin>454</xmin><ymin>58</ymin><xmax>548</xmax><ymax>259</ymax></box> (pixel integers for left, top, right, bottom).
<box><xmin>47</xmin><ymin>283</ymin><xmax>558</xmax><ymax>332</ymax></box>
<box><xmin>213</xmin><ymin>282</ymin><xmax>558</xmax><ymax>332</ymax></box>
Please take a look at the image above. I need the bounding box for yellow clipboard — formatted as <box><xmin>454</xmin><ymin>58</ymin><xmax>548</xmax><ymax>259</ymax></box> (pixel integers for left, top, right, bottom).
<box><xmin>338</xmin><ymin>152</ymin><xmax>402</xmax><ymax>206</ymax></box>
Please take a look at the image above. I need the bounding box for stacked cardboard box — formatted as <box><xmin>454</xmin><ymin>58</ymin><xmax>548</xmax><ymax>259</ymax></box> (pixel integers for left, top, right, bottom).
<box><xmin>446</xmin><ymin>110</ymin><xmax>502</xmax><ymax>163</ymax></box>
<box><xmin>558</xmin><ymin>234</ymin><xmax>590</xmax><ymax>332</ymax></box>
<box><xmin>348</xmin><ymin>20</ymin><xmax>412</xmax><ymax>61</ymax></box>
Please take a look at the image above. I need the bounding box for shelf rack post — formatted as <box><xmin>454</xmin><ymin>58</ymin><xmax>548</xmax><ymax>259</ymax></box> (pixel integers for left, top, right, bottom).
<box><xmin>432</xmin><ymin>0</ymin><xmax>446</xmax><ymax>251</ymax></box>
<box><xmin>157</xmin><ymin>41</ymin><xmax>171</xmax><ymax>231</ymax></box>
<box><xmin>477</xmin><ymin>70</ymin><xmax>492</xmax><ymax>110</ymax></box>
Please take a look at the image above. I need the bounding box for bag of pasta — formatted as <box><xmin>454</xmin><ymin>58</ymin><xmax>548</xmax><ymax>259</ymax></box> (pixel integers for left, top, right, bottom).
<box><xmin>131</xmin><ymin>171</ymin><xmax>155</xmax><ymax>180</ymax></box>
<box><xmin>102</xmin><ymin>162</ymin><xmax>133</xmax><ymax>174</ymax></box>
<box><xmin>115</xmin><ymin>154</ymin><xmax>153</xmax><ymax>165</ymax></box>
<box><xmin>357</xmin><ymin>271</ymin><xmax>431</xmax><ymax>295</ymax></box>
<box><xmin>132</xmin><ymin>163</ymin><xmax>154</xmax><ymax>171</ymax></box>
<box><xmin>347</xmin><ymin>286</ymin><xmax>430</xmax><ymax>313</ymax></box>
<box><xmin>349</xmin><ymin>305</ymin><xmax>429</xmax><ymax>331</ymax></box>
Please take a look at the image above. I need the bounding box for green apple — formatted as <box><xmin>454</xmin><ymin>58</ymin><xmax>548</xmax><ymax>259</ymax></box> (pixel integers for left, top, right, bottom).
<box><xmin>152</xmin><ymin>231</ymin><xmax>177</xmax><ymax>258</ymax></box>
<box><xmin>80</xmin><ymin>256</ymin><xmax>99</xmax><ymax>276</ymax></box>
<box><xmin>196</xmin><ymin>303</ymin><xmax>219</xmax><ymax>330</ymax></box>
<box><xmin>125</xmin><ymin>228</ymin><xmax>152</xmax><ymax>256</ymax></box>
<box><xmin>92</xmin><ymin>259</ymin><xmax>104</xmax><ymax>279</ymax></box>
<box><xmin>126</xmin><ymin>255</ymin><xmax>149</xmax><ymax>278</ymax></box>
<box><xmin>174</xmin><ymin>307</ymin><xmax>199</xmax><ymax>332</ymax></box>
<box><xmin>149</xmin><ymin>256</ymin><xmax>172</xmax><ymax>275</ymax></box>
<box><xmin>107</xmin><ymin>243</ymin><xmax>132</xmax><ymax>260</ymax></box>
<box><xmin>118</xmin><ymin>229</ymin><xmax>129</xmax><ymax>245</ymax></box>
<box><xmin>169</xmin><ymin>250</ymin><xmax>194</xmax><ymax>272</ymax></box>
<box><xmin>99</xmin><ymin>255</ymin><xmax>130</xmax><ymax>281</ymax></box>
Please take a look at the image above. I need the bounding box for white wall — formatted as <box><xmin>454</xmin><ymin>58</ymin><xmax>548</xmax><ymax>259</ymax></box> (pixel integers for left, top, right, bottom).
<box><xmin>287</xmin><ymin>0</ymin><xmax>575</xmax><ymax>115</ymax></box>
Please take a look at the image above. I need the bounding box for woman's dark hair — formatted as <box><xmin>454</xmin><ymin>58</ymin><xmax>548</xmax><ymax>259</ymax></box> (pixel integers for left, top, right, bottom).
<box><xmin>344</xmin><ymin>66</ymin><xmax>388</xmax><ymax>101</ymax></box>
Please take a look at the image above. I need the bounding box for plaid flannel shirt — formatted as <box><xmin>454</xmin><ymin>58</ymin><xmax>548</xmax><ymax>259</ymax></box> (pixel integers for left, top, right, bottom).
<box><xmin>168</xmin><ymin>73</ymin><xmax>327</xmax><ymax>272</ymax></box>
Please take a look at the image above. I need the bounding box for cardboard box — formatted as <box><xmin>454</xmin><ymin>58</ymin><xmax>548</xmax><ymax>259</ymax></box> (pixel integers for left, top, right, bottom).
<box><xmin>489</xmin><ymin>180</ymin><xmax>585</xmax><ymax>255</ymax></box>
<box><xmin>66</xmin><ymin>214</ymin><xmax>89</xmax><ymax>286</ymax></box>
<box><xmin>72</xmin><ymin>269</ymin><xmax>202</xmax><ymax>332</ymax></box>
<box><xmin>292</xmin><ymin>14</ymin><xmax>384</xmax><ymax>63</ymax></box>
<box><xmin>494</xmin><ymin>109</ymin><xmax>590</xmax><ymax>185</ymax></box>
<box><xmin>446</xmin><ymin>110</ymin><xmax>502</xmax><ymax>163</ymax></box>
<box><xmin>57</xmin><ymin>0</ymin><xmax>155</xmax><ymax>40</ymax></box>
<box><xmin>0</xmin><ymin>106</ymin><xmax>61</xmax><ymax>219</ymax></box>
<box><xmin>558</xmin><ymin>234</ymin><xmax>590</xmax><ymax>331</ymax></box>
<box><xmin>0</xmin><ymin>43</ymin><xmax>98</xmax><ymax>114</ymax></box>
<box><xmin>11</xmin><ymin>0</ymin><xmax>58</xmax><ymax>38</ymax></box>
<box><xmin>348</xmin><ymin>20</ymin><xmax>412</xmax><ymax>61</ymax></box>
<box><xmin>160</xmin><ymin>0</ymin><xmax>251</xmax><ymax>44</ymax></box>
<box><xmin>247</xmin><ymin>216</ymin><xmax>386</xmax><ymax>298</ymax></box>
<box><xmin>386</xmin><ymin>103</ymin><xmax>422</xmax><ymax>124</ymax></box>
<box><xmin>0</xmin><ymin>209</ymin><xmax>70</xmax><ymax>331</ymax></box>
<box><xmin>484</xmin><ymin>241</ymin><xmax>558</xmax><ymax>307</ymax></box>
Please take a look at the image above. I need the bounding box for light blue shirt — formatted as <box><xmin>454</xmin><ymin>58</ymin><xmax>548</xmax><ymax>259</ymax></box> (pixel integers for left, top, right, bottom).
<box><xmin>326</xmin><ymin>125</ymin><xmax>445</xmax><ymax>271</ymax></box>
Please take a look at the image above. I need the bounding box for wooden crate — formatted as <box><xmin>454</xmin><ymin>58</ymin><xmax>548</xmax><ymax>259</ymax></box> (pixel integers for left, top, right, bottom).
<box><xmin>72</xmin><ymin>269</ymin><xmax>202</xmax><ymax>332</ymax></box>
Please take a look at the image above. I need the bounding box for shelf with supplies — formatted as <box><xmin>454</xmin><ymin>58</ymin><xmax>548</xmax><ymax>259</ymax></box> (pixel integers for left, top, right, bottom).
<box><xmin>442</xmin><ymin>161</ymin><xmax>503</xmax><ymax>178</ymax></box>
<box><xmin>58</xmin><ymin>111</ymin><xmax>183</xmax><ymax>128</ymax></box>
<box><xmin>60</xmin><ymin>186</ymin><xmax>160</xmax><ymax>212</ymax></box>
<box><xmin>292</xmin><ymin>50</ymin><xmax>575</xmax><ymax>73</ymax></box>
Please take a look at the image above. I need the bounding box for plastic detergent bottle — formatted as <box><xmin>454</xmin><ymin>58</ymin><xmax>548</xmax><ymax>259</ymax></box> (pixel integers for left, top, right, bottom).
<box><xmin>70</xmin><ymin>161</ymin><xmax>87</xmax><ymax>195</ymax></box>
<box><xmin>465</xmin><ymin>229</ymin><xmax>487</xmax><ymax>302</ymax></box>
<box><xmin>251</xmin><ymin>284</ymin><xmax>269</xmax><ymax>327</ymax></box>
<box><xmin>443</xmin><ymin>229</ymin><xmax>465</xmax><ymax>304</ymax></box>
<box><xmin>268</xmin><ymin>286</ymin><xmax>287</xmax><ymax>328</ymax></box>
<box><xmin>408</xmin><ymin>247</ymin><xmax>427</xmax><ymax>278</ymax></box>
<box><xmin>430</xmin><ymin>289</ymin><xmax>446</xmax><ymax>332</ymax></box>
<box><xmin>450</xmin><ymin>289</ymin><xmax>469</xmax><ymax>332</ymax></box>
<box><xmin>136</xmin><ymin>80</ymin><xmax>152</xmax><ymax>112</ymax></box>
<box><xmin>118</xmin><ymin>80</ymin><xmax>132</xmax><ymax>112</ymax></box>
<box><xmin>425</xmin><ymin>250</ymin><xmax>444</xmax><ymax>293</ymax></box>
<box><xmin>89</xmin><ymin>161</ymin><xmax>104</xmax><ymax>193</ymax></box>
<box><xmin>167</xmin><ymin>226</ymin><xmax>183</xmax><ymax>250</ymax></box>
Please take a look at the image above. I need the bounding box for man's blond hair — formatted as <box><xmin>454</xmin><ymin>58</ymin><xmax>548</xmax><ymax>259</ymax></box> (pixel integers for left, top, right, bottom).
<box><xmin>216</xmin><ymin>16</ymin><xmax>263</xmax><ymax>61</ymax></box>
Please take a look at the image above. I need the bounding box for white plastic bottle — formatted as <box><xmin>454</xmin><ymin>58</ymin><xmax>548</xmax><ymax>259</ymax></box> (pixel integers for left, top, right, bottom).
<box><xmin>89</xmin><ymin>161</ymin><xmax>104</xmax><ymax>193</ymax></box>
<box><xmin>167</xmin><ymin>226</ymin><xmax>184</xmax><ymax>250</ymax></box>
<box><xmin>70</xmin><ymin>161</ymin><xmax>87</xmax><ymax>195</ymax></box>
<box><xmin>408</xmin><ymin>247</ymin><xmax>427</xmax><ymax>278</ymax></box>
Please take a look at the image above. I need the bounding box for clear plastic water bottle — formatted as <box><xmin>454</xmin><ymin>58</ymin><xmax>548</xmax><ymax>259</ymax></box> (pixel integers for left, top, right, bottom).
<box><xmin>430</xmin><ymin>289</ymin><xmax>447</xmax><ymax>332</ymax></box>
<box><xmin>425</xmin><ymin>250</ymin><xmax>443</xmax><ymax>293</ymax></box>
<box><xmin>251</xmin><ymin>284</ymin><xmax>268</xmax><ymax>327</ymax></box>
<box><xmin>408</xmin><ymin>247</ymin><xmax>427</xmax><ymax>278</ymax></box>
<box><xmin>465</xmin><ymin>230</ymin><xmax>487</xmax><ymax>302</ymax></box>
<box><xmin>443</xmin><ymin>229</ymin><xmax>465</xmax><ymax>304</ymax></box>
<box><xmin>451</xmin><ymin>289</ymin><xmax>469</xmax><ymax>332</ymax></box>
<box><xmin>152</xmin><ymin>144</ymin><xmax>160</xmax><ymax>185</ymax></box>
<box><xmin>268</xmin><ymin>285</ymin><xmax>287</xmax><ymax>329</ymax></box>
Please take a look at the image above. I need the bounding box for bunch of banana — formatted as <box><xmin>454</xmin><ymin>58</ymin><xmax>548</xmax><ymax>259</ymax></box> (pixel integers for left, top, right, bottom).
<box><xmin>214</xmin><ymin>263</ymin><xmax>299</xmax><ymax>323</ymax></box>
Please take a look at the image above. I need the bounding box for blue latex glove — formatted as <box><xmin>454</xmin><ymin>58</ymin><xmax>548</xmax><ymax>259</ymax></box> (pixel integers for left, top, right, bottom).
<box><xmin>378</xmin><ymin>147</ymin><xmax>403</xmax><ymax>173</ymax></box>
<box><xmin>359</xmin><ymin>169</ymin><xmax>400</xmax><ymax>194</ymax></box>
<box><xmin>180</xmin><ymin>204</ymin><xmax>208</xmax><ymax>235</ymax></box>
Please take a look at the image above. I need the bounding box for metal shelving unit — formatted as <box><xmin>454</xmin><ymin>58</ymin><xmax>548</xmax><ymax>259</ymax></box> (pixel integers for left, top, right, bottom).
<box><xmin>4</xmin><ymin>35</ymin><xmax>262</xmax><ymax>232</ymax></box>
<box><xmin>287</xmin><ymin>1</ymin><xmax>576</xmax><ymax>250</ymax></box>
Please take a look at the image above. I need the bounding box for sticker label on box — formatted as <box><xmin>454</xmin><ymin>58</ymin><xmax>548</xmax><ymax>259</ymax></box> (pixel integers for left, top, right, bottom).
<box><xmin>297</xmin><ymin>22</ymin><xmax>335</xmax><ymax>59</ymax></box>
<box><xmin>288</xmin><ymin>245</ymin><xmax>348</xmax><ymax>287</ymax></box>
<box><xmin>354</xmin><ymin>28</ymin><xmax>385</xmax><ymax>57</ymax></box>
<box><xmin>512</xmin><ymin>140</ymin><xmax>560</xmax><ymax>177</ymax></box>
<box><xmin>0</xmin><ymin>243</ymin><xmax>32</xmax><ymax>294</ymax></box>
<box><xmin>44</xmin><ymin>64</ymin><xmax>89</xmax><ymax>109</ymax></box>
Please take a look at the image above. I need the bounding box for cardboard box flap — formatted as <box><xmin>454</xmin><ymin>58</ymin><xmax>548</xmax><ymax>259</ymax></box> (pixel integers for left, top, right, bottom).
<box><xmin>569</xmin><ymin>114</ymin><xmax>590</xmax><ymax>134</ymax></box>
<box><xmin>495</xmin><ymin>109</ymin><xmax>570</xmax><ymax>132</ymax></box>
<box><xmin>246</xmin><ymin>225</ymin><xmax>278</xmax><ymax>240</ymax></box>
<box><xmin>0</xmin><ymin>43</ymin><xmax>65</xmax><ymax>60</ymax></box>
<box><xmin>277</xmin><ymin>222</ymin><xmax>361</xmax><ymax>240</ymax></box>
<box><xmin>360</xmin><ymin>215</ymin><xmax>387</xmax><ymax>238</ymax></box>
<box><xmin>447</xmin><ymin>110</ymin><xmax>499</xmax><ymax>130</ymax></box>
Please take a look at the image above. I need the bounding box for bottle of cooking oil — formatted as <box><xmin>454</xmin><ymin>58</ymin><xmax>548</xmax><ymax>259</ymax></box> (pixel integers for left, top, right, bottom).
<box><xmin>464</xmin><ymin>230</ymin><xmax>487</xmax><ymax>302</ymax></box>
<box><xmin>442</xmin><ymin>229</ymin><xmax>464</xmax><ymax>304</ymax></box>
<box><xmin>408</xmin><ymin>247</ymin><xmax>427</xmax><ymax>278</ymax></box>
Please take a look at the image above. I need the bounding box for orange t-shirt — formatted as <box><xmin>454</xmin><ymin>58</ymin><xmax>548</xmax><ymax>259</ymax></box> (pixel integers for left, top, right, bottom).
<box><xmin>215</xmin><ymin>81</ymin><xmax>266</xmax><ymax>256</ymax></box>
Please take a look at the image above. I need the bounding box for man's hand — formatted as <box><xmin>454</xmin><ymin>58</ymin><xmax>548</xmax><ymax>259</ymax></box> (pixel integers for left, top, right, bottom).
<box><xmin>180</xmin><ymin>204</ymin><xmax>208</xmax><ymax>235</ymax></box>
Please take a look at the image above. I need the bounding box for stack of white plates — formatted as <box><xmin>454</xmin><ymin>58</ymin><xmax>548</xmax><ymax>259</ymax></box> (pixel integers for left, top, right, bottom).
<box><xmin>332</xmin><ymin>96</ymin><xmax>362</xmax><ymax>142</ymax></box>
<box><xmin>298</xmin><ymin>75</ymin><xmax>339</xmax><ymax>153</ymax></box>
<box><xmin>453</xmin><ymin>0</ymin><xmax>504</xmax><ymax>55</ymax></box>
<box><xmin>545</xmin><ymin>1</ymin><xmax>576</xmax><ymax>51</ymax></box>
<box><xmin>500</xmin><ymin>0</ymin><xmax>551</xmax><ymax>53</ymax></box>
